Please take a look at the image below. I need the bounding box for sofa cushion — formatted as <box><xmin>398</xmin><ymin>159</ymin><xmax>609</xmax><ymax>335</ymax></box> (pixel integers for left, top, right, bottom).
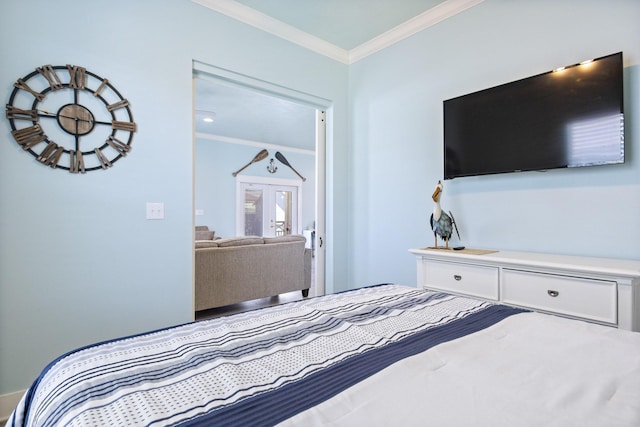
<box><xmin>195</xmin><ymin>225</ymin><xmax>209</xmax><ymax>231</ymax></box>
<box><xmin>216</xmin><ymin>236</ymin><xmax>265</xmax><ymax>247</ymax></box>
<box><xmin>195</xmin><ymin>230</ymin><xmax>215</xmax><ymax>240</ymax></box>
<box><xmin>263</xmin><ymin>235</ymin><xmax>306</xmax><ymax>244</ymax></box>
<box><xmin>195</xmin><ymin>241</ymin><xmax>219</xmax><ymax>248</ymax></box>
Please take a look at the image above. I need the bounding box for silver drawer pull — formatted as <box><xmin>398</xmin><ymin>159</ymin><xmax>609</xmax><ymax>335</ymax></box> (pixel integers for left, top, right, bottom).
<box><xmin>454</xmin><ymin>275</ymin><xmax>462</xmax><ymax>281</ymax></box>
<box><xmin>547</xmin><ymin>290</ymin><xmax>559</xmax><ymax>297</ymax></box>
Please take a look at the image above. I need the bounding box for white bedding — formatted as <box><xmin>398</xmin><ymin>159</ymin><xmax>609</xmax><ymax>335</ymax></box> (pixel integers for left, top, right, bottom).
<box><xmin>281</xmin><ymin>312</ymin><xmax>640</xmax><ymax>427</ymax></box>
<box><xmin>9</xmin><ymin>284</ymin><xmax>640</xmax><ymax>426</ymax></box>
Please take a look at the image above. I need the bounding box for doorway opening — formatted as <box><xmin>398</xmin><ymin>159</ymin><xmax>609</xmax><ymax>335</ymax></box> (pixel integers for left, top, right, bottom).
<box><xmin>193</xmin><ymin>61</ymin><xmax>328</xmax><ymax>301</ymax></box>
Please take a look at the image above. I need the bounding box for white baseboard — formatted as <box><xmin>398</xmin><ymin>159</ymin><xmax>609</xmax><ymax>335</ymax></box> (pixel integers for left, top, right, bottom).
<box><xmin>1</xmin><ymin>390</ymin><xmax>25</xmax><ymax>425</ymax></box>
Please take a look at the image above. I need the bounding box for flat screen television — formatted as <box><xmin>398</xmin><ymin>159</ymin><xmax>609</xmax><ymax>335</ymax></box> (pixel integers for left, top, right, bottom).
<box><xmin>443</xmin><ymin>52</ymin><xmax>624</xmax><ymax>180</ymax></box>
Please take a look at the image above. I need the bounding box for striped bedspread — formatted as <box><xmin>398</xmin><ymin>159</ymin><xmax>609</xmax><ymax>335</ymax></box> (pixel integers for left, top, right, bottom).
<box><xmin>9</xmin><ymin>284</ymin><xmax>525</xmax><ymax>426</ymax></box>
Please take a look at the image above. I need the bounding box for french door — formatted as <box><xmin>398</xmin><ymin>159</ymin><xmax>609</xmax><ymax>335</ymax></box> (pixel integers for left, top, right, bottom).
<box><xmin>237</xmin><ymin>178</ymin><xmax>300</xmax><ymax>237</ymax></box>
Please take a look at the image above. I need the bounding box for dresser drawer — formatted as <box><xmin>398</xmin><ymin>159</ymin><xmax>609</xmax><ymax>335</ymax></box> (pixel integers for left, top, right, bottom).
<box><xmin>502</xmin><ymin>269</ymin><xmax>617</xmax><ymax>325</ymax></box>
<box><xmin>424</xmin><ymin>260</ymin><xmax>499</xmax><ymax>300</ymax></box>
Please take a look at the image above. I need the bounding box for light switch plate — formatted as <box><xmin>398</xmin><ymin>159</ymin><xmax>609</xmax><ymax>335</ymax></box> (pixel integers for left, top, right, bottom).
<box><xmin>146</xmin><ymin>202</ymin><xmax>165</xmax><ymax>220</ymax></box>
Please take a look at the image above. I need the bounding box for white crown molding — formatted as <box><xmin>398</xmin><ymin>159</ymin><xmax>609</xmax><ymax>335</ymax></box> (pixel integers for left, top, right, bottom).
<box><xmin>191</xmin><ymin>0</ymin><xmax>484</xmax><ymax>65</ymax></box>
<box><xmin>349</xmin><ymin>0</ymin><xmax>485</xmax><ymax>63</ymax></box>
<box><xmin>191</xmin><ymin>0</ymin><xmax>349</xmax><ymax>64</ymax></box>
<box><xmin>196</xmin><ymin>132</ymin><xmax>316</xmax><ymax>156</ymax></box>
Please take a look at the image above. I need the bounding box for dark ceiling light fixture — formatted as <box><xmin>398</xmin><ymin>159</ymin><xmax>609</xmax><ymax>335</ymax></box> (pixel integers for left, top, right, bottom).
<box><xmin>232</xmin><ymin>149</ymin><xmax>269</xmax><ymax>176</ymax></box>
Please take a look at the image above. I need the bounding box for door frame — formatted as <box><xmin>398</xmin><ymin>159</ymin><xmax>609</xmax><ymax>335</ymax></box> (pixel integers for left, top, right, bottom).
<box><xmin>192</xmin><ymin>61</ymin><xmax>329</xmax><ymax>299</ymax></box>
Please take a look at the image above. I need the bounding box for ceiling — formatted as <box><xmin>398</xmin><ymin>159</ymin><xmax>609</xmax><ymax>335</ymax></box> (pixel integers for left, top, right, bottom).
<box><xmin>193</xmin><ymin>0</ymin><xmax>481</xmax><ymax>63</ymax></box>
<box><xmin>195</xmin><ymin>78</ymin><xmax>317</xmax><ymax>151</ymax></box>
<box><xmin>194</xmin><ymin>0</ymin><xmax>480</xmax><ymax>151</ymax></box>
<box><xmin>232</xmin><ymin>0</ymin><xmax>448</xmax><ymax>51</ymax></box>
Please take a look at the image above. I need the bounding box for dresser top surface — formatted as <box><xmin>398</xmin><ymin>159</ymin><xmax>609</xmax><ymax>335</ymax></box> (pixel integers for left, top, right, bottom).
<box><xmin>409</xmin><ymin>248</ymin><xmax>640</xmax><ymax>278</ymax></box>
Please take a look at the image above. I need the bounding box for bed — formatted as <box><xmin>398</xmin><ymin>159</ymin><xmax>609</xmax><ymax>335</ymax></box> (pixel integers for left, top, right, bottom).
<box><xmin>8</xmin><ymin>284</ymin><xmax>640</xmax><ymax>426</ymax></box>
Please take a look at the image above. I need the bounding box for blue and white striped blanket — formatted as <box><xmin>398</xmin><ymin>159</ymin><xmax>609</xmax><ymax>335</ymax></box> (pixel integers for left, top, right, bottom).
<box><xmin>9</xmin><ymin>284</ymin><xmax>525</xmax><ymax>426</ymax></box>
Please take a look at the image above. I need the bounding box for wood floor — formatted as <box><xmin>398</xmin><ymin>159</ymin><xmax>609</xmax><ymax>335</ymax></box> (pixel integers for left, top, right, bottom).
<box><xmin>195</xmin><ymin>290</ymin><xmax>309</xmax><ymax>321</ymax></box>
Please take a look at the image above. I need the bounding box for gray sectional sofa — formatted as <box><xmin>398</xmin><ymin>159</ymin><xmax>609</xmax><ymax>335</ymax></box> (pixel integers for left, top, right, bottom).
<box><xmin>195</xmin><ymin>232</ymin><xmax>311</xmax><ymax>311</ymax></box>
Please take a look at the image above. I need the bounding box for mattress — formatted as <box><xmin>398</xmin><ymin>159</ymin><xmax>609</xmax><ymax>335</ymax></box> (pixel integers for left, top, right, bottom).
<box><xmin>8</xmin><ymin>284</ymin><xmax>640</xmax><ymax>426</ymax></box>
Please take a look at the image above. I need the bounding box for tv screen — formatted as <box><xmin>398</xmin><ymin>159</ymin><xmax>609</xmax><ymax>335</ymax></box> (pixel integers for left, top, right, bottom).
<box><xmin>443</xmin><ymin>52</ymin><xmax>624</xmax><ymax>180</ymax></box>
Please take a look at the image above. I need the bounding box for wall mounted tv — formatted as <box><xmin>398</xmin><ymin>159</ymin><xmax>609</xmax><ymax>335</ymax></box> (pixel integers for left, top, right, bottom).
<box><xmin>443</xmin><ymin>52</ymin><xmax>624</xmax><ymax>180</ymax></box>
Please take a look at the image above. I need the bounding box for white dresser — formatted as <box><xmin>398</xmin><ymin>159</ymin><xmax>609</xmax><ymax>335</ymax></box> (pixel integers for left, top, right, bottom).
<box><xmin>409</xmin><ymin>248</ymin><xmax>640</xmax><ymax>331</ymax></box>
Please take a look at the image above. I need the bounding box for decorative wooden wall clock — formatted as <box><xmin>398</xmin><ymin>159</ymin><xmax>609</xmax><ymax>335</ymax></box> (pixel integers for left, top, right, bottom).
<box><xmin>5</xmin><ymin>64</ymin><xmax>137</xmax><ymax>173</ymax></box>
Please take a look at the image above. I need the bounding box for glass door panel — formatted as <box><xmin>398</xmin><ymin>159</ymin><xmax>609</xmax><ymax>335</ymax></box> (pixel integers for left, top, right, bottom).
<box><xmin>243</xmin><ymin>189</ymin><xmax>264</xmax><ymax>236</ymax></box>
<box><xmin>275</xmin><ymin>190</ymin><xmax>292</xmax><ymax>236</ymax></box>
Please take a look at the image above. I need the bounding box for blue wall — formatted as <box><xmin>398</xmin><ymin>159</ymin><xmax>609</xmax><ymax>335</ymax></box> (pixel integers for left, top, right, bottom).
<box><xmin>0</xmin><ymin>0</ymin><xmax>349</xmax><ymax>394</ymax></box>
<box><xmin>1</xmin><ymin>0</ymin><xmax>638</xmax><ymax>398</ymax></box>
<box><xmin>348</xmin><ymin>0</ymin><xmax>640</xmax><ymax>288</ymax></box>
<box><xmin>195</xmin><ymin>138</ymin><xmax>317</xmax><ymax>237</ymax></box>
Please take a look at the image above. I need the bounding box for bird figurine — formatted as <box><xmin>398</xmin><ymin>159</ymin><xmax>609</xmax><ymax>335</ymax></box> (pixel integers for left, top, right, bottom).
<box><xmin>430</xmin><ymin>180</ymin><xmax>460</xmax><ymax>249</ymax></box>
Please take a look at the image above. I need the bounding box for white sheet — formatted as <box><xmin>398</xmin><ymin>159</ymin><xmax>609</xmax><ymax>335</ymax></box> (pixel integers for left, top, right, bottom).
<box><xmin>280</xmin><ymin>312</ymin><xmax>640</xmax><ymax>427</ymax></box>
